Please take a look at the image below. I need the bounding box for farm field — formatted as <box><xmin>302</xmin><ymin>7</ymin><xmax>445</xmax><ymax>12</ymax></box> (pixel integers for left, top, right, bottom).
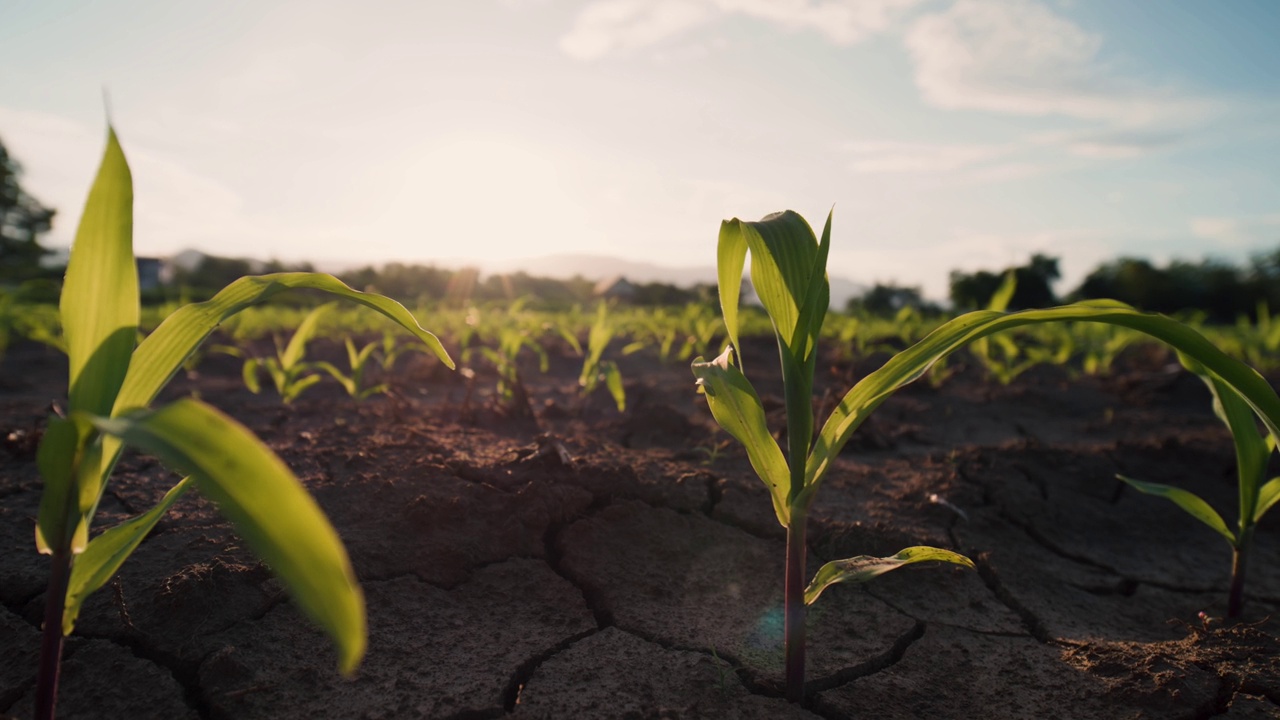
<box><xmin>3</xmin><ymin>321</ymin><xmax>1279</xmax><ymax>720</ymax></box>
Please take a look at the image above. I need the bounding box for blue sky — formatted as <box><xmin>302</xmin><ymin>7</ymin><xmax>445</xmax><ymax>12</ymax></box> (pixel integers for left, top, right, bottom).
<box><xmin>1</xmin><ymin>0</ymin><xmax>1277</xmax><ymax>299</ymax></box>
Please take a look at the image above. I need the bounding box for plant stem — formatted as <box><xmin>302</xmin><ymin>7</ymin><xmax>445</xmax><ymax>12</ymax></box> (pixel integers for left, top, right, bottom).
<box><xmin>1228</xmin><ymin>535</ymin><xmax>1250</xmax><ymax>619</ymax></box>
<box><xmin>784</xmin><ymin>508</ymin><xmax>807</xmax><ymax>704</ymax></box>
<box><xmin>35</xmin><ymin>546</ymin><xmax>72</xmax><ymax>720</ymax></box>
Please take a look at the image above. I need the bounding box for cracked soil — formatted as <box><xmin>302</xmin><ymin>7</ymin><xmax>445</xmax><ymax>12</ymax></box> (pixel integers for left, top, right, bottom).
<box><xmin>2</xmin><ymin>334</ymin><xmax>1279</xmax><ymax>719</ymax></box>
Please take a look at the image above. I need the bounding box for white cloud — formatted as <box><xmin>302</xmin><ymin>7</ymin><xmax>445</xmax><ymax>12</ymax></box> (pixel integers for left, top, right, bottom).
<box><xmin>904</xmin><ymin>0</ymin><xmax>1204</xmax><ymax>126</ymax></box>
<box><xmin>1190</xmin><ymin>215</ymin><xmax>1280</xmax><ymax>250</ymax></box>
<box><xmin>560</xmin><ymin>0</ymin><xmax>922</xmax><ymax>60</ymax></box>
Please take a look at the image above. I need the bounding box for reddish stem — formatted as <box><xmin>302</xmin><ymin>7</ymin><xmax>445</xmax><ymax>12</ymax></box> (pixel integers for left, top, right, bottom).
<box><xmin>35</xmin><ymin>546</ymin><xmax>72</xmax><ymax>720</ymax></box>
<box><xmin>784</xmin><ymin>515</ymin><xmax>807</xmax><ymax>703</ymax></box>
<box><xmin>1228</xmin><ymin>541</ymin><xmax>1248</xmax><ymax>619</ymax></box>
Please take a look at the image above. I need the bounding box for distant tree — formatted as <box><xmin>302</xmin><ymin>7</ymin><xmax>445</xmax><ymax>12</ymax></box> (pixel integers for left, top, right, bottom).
<box><xmin>0</xmin><ymin>137</ymin><xmax>57</xmax><ymax>283</ymax></box>
<box><xmin>1071</xmin><ymin>256</ymin><xmax>1255</xmax><ymax>322</ymax></box>
<box><xmin>170</xmin><ymin>255</ymin><xmax>253</xmax><ymax>294</ymax></box>
<box><xmin>847</xmin><ymin>282</ymin><xmax>932</xmax><ymax>315</ymax></box>
<box><xmin>949</xmin><ymin>254</ymin><xmax>1059</xmax><ymax>311</ymax></box>
<box><xmin>632</xmin><ymin>281</ymin><xmax>700</xmax><ymax>306</ymax></box>
<box><xmin>342</xmin><ymin>262</ymin><xmax>453</xmax><ymax>305</ymax></box>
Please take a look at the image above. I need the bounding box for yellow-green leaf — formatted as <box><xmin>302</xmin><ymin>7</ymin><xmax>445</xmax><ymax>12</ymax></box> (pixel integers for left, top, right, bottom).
<box><xmin>804</xmin><ymin>546</ymin><xmax>974</xmax><ymax>605</ymax></box>
<box><xmin>692</xmin><ymin>347</ymin><xmax>790</xmax><ymax>525</ymax></box>
<box><xmin>116</xmin><ymin>272</ymin><xmax>452</xmax><ymax>416</ymax></box>
<box><xmin>61</xmin><ymin>128</ymin><xmax>137</xmax><ymax>416</ymax></box>
<box><xmin>88</xmin><ymin>399</ymin><xmax>366</xmax><ymax>673</ymax></box>
<box><xmin>62</xmin><ymin>477</ymin><xmax>194</xmax><ymax>634</ymax></box>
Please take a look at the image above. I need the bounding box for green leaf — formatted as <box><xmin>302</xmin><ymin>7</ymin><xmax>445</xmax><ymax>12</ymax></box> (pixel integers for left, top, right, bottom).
<box><xmin>1255</xmin><ymin>477</ymin><xmax>1280</xmax><ymax>524</ymax></box>
<box><xmin>35</xmin><ymin>417</ymin><xmax>86</xmax><ymax>554</ymax></box>
<box><xmin>731</xmin><ymin>211</ymin><xmax>824</xmax><ymax>360</ymax></box>
<box><xmin>602</xmin><ymin>360</ymin><xmax>626</xmax><ymax>412</ymax></box>
<box><xmin>692</xmin><ymin>347</ymin><xmax>791</xmax><ymax>526</ymax></box>
<box><xmin>987</xmin><ymin>271</ymin><xmax>1017</xmax><ymax>312</ymax></box>
<box><xmin>1181</xmin><ymin>363</ymin><xmax>1271</xmax><ymax>528</ymax></box>
<box><xmin>315</xmin><ymin>361</ymin><xmax>356</xmax><ymax>396</ymax></box>
<box><xmin>716</xmin><ymin>219</ymin><xmax>749</xmax><ymax>362</ymax></box>
<box><xmin>804</xmin><ymin>546</ymin><xmax>974</xmax><ymax>605</ymax></box>
<box><xmin>115</xmin><ymin>272</ymin><xmax>453</xmax><ymax>417</ymax></box>
<box><xmin>282</xmin><ymin>372</ymin><xmax>324</xmax><ymax>403</ymax></box>
<box><xmin>802</xmin><ymin>302</ymin><xmax>1280</xmax><ymax>509</ymax></box>
<box><xmin>242</xmin><ymin>358</ymin><xmax>262</xmax><ymax>394</ymax></box>
<box><xmin>1117</xmin><ymin>475</ymin><xmax>1236</xmax><ymax>546</ymax></box>
<box><xmin>62</xmin><ymin>477</ymin><xmax>193</xmax><ymax>634</ymax></box>
<box><xmin>61</xmin><ymin>127</ymin><xmax>138</xmax><ymax>417</ymax></box>
<box><xmin>281</xmin><ymin>303</ymin><xmax>333</xmax><ymax>370</ymax></box>
<box><xmin>88</xmin><ymin>399</ymin><xmax>366</xmax><ymax>673</ymax></box>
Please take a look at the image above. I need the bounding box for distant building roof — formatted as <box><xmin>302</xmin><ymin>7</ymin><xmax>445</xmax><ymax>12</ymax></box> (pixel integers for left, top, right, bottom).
<box><xmin>592</xmin><ymin>275</ymin><xmax>637</xmax><ymax>299</ymax></box>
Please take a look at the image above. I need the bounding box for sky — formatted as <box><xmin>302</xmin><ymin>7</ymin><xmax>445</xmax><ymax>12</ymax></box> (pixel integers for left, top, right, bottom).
<box><xmin>1</xmin><ymin>0</ymin><xmax>1278</xmax><ymax>300</ymax></box>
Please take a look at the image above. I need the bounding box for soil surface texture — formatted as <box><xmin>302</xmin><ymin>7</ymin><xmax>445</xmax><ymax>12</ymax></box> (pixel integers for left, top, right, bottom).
<box><xmin>2</xmin><ymin>334</ymin><xmax>1279</xmax><ymax>719</ymax></box>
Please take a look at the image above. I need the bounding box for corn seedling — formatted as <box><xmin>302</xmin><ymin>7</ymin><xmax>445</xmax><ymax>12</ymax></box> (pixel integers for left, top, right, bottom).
<box><xmin>693</xmin><ymin>210</ymin><xmax>1280</xmax><ymax>703</ymax></box>
<box><xmin>579</xmin><ymin>303</ymin><xmax>626</xmax><ymax>412</ymax></box>
<box><xmin>31</xmin><ymin>129</ymin><xmax>454</xmax><ymax>720</ymax></box>
<box><xmin>461</xmin><ymin>316</ymin><xmax>546</xmax><ymax>415</ymax></box>
<box><xmin>1119</xmin><ymin>356</ymin><xmax>1279</xmax><ymax>617</ymax></box>
<box><xmin>374</xmin><ymin>328</ymin><xmax>433</xmax><ymax>371</ymax></box>
<box><xmin>692</xmin><ymin>211</ymin><xmax>972</xmax><ymax>702</ymax></box>
<box><xmin>241</xmin><ymin>302</ymin><xmax>333</xmax><ymax>403</ymax></box>
<box><xmin>315</xmin><ymin>337</ymin><xmax>390</xmax><ymax>401</ymax></box>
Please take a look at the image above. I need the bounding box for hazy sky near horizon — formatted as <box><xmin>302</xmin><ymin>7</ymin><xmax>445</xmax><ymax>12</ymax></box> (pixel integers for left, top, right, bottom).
<box><xmin>1</xmin><ymin>0</ymin><xmax>1278</xmax><ymax>299</ymax></box>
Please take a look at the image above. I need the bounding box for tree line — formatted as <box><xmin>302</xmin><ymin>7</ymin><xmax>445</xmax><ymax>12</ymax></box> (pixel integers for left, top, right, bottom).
<box><xmin>2</xmin><ymin>137</ymin><xmax>1276</xmax><ymax>320</ymax></box>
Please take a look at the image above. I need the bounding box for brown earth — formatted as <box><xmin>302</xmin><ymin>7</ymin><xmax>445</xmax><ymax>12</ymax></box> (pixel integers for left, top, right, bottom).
<box><xmin>2</xmin><ymin>333</ymin><xmax>1279</xmax><ymax>719</ymax></box>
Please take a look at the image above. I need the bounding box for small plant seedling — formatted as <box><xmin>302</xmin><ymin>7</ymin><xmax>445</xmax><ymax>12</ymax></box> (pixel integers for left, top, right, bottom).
<box><xmin>316</xmin><ymin>336</ymin><xmax>391</xmax><ymax>401</ymax></box>
<box><xmin>694</xmin><ymin>210</ymin><xmax>1280</xmax><ymax>703</ymax></box>
<box><xmin>692</xmin><ymin>211</ymin><xmax>973</xmax><ymax>703</ymax></box>
<box><xmin>31</xmin><ymin>128</ymin><xmax>454</xmax><ymax>720</ymax></box>
<box><xmin>241</xmin><ymin>302</ymin><xmax>332</xmax><ymax>403</ymax></box>
<box><xmin>578</xmin><ymin>303</ymin><xmax>626</xmax><ymax>412</ymax></box>
<box><xmin>1119</xmin><ymin>356</ymin><xmax>1280</xmax><ymax>617</ymax></box>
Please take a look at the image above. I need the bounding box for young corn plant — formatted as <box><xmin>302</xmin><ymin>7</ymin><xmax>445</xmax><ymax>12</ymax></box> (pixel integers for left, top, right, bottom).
<box><xmin>241</xmin><ymin>302</ymin><xmax>332</xmax><ymax>403</ymax></box>
<box><xmin>694</xmin><ymin>210</ymin><xmax>1280</xmax><ymax>704</ymax></box>
<box><xmin>1119</xmin><ymin>356</ymin><xmax>1279</xmax><ymax>617</ymax></box>
<box><xmin>32</xmin><ymin>129</ymin><xmax>454</xmax><ymax>720</ymax></box>
<box><xmin>315</xmin><ymin>336</ymin><xmax>391</xmax><ymax>401</ymax></box>
<box><xmin>692</xmin><ymin>211</ymin><xmax>972</xmax><ymax>703</ymax></box>
<box><xmin>579</xmin><ymin>303</ymin><xmax>626</xmax><ymax>412</ymax></box>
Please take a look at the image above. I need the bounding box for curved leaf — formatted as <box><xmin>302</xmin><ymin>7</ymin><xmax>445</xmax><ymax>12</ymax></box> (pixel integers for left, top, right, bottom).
<box><xmin>1254</xmin><ymin>477</ymin><xmax>1280</xmax><ymax>524</ymax></box>
<box><xmin>804</xmin><ymin>546</ymin><xmax>974</xmax><ymax>605</ymax></box>
<box><xmin>1117</xmin><ymin>475</ymin><xmax>1235</xmax><ymax>545</ymax></box>
<box><xmin>716</xmin><ymin>219</ymin><xmax>749</xmax><ymax>362</ymax></box>
<box><xmin>1181</xmin><ymin>360</ymin><xmax>1271</xmax><ymax>526</ymax></box>
<box><xmin>282</xmin><ymin>302</ymin><xmax>334</xmax><ymax>369</ymax></box>
<box><xmin>62</xmin><ymin>477</ymin><xmax>193</xmax><ymax>634</ymax></box>
<box><xmin>115</xmin><ymin>272</ymin><xmax>453</xmax><ymax>417</ymax></box>
<box><xmin>34</xmin><ymin>417</ymin><xmax>87</xmax><ymax>554</ymax></box>
<box><xmin>61</xmin><ymin>127</ymin><xmax>137</xmax><ymax>417</ymax></box>
<box><xmin>88</xmin><ymin>399</ymin><xmax>365</xmax><ymax>673</ymax></box>
<box><xmin>802</xmin><ymin>303</ymin><xmax>1280</xmax><ymax>508</ymax></box>
<box><xmin>692</xmin><ymin>347</ymin><xmax>790</xmax><ymax>525</ymax></box>
<box><xmin>602</xmin><ymin>360</ymin><xmax>626</xmax><ymax>412</ymax></box>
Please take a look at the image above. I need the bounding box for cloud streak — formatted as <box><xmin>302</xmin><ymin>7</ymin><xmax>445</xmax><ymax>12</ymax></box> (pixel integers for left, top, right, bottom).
<box><xmin>903</xmin><ymin>0</ymin><xmax>1206</xmax><ymax>126</ymax></box>
<box><xmin>560</xmin><ymin>0</ymin><xmax>922</xmax><ymax>60</ymax></box>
